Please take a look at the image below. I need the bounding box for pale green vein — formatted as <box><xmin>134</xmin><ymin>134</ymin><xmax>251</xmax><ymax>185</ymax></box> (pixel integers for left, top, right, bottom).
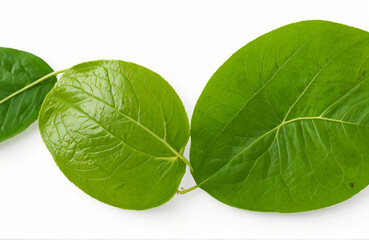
<box><xmin>198</xmin><ymin>31</ymin><xmax>327</xmax><ymax>159</ymax></box>
<box><xmin>54</xmin><ymin>87</ymin><xmax>193</xmax><ymax>171</ymax></box>
<box><xmin>0</xmin><ymin>68</ymin><xmax>69</xmax><ymax>105</ymax></box>
<box><xmin>282</xmin><ymin>37</ymin><xmax>369</xmax><ymax>122</ymax></box>
<box><xmin>179</xmin><ymin>116</ymin><xmax>369</xmax><ymax>194</ymax></box>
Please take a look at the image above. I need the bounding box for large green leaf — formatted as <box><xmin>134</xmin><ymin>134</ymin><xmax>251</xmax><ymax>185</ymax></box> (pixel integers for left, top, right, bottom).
<box><xmin>0</xmin><ymin>47</ymin><xmax>56</xmax><ymax>142</ymax></box>
<box><xmin>190</xmin><ymin>20</ymin><xmax>369</xmax><ymax>212</ymax></box>
<box><xmin>39</xmin><ymin>60</ymin><xmax>190</xmax><ymax>210</ymax></box>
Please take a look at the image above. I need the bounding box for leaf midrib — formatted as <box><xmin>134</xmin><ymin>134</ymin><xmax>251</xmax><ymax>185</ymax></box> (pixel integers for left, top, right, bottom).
<box><xmin>0</xmin><ymin>69</ymin><xmax>67</xmax><ymax>105</ymax></box>
<box><xmin>197</xmin><ymin>31</ymin><xmax>330</xmax><ymax>158</ymax></box>
<box><xmin>196</xmin><ymin>116</ymin><xmax>369</xmax><ymax>187</ymax></box>
<box><xmin>198</xmin><ymin>35</ymin><xmax>369</xmax><ymax>163</ymax></box>
<box><xmin>54</xmin><ymin>85</ymin><xmax>184</xmax><ymax>162</ymax></box>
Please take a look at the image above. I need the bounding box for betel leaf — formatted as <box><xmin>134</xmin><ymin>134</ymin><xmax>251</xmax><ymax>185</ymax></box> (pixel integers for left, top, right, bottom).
<box><xmin>38</xmin><ymin>60</ymin><xmax>190</xmax><ymax>210</ymax></box>
<box><xmin>0</xmin><ymin>47</ymin><xmax>57</xmax><ymax>142</ymax></box>
<box><xmin>190</xmin><ymin>20</ymin><xmax>369</xmax><ymax>212</ymax></box>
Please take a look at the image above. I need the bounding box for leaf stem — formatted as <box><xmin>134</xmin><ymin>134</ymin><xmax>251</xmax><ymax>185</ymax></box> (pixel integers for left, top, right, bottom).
<box><xmin>166</xmin><ymin>145</ymin><xmax>193</xmax><ymax>171</ymax></box>
<box><xmin>177</xmin><ymin>185</ymin><xmax>199</xmax><ymax>194</ymax></box>
<box><xmin>0</xmin><ymin>68</ymin><xmax>69</xmax><ymax>105</ymax></box>
<box><xmin>177</xmin><ymin>154</ymin><xmax>194</xmax><ymax>172</ymax></box>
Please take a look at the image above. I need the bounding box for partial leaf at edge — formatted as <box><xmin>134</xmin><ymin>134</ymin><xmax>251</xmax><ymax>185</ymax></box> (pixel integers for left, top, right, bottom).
<box><xmin>0</xmin><ymin>47</ymin><xmax>56</xmax><ymax>142</ymax></box>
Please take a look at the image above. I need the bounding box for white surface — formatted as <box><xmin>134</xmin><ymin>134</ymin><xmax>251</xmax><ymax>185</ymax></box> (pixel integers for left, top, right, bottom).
<box><xmin>1</xmin><ymin>0</ymin><xmax>369</xmax><ymax>239</ymax></box>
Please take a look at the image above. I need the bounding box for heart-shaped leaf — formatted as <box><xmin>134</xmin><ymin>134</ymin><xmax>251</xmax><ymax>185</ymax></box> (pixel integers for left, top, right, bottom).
<box><xmin>0</xmin><ymin>47</ymin><xmax>56</xmax><ymax>142</ymax></box>
<box><xmin>39</xmin><ymin>60</ymin><xmax>190</xmax><ymax>210</ymax></box>
<box><xmin>190</xmin><ymin>20</ymin><xmax>369</xmax><ymax>212</ymax></box>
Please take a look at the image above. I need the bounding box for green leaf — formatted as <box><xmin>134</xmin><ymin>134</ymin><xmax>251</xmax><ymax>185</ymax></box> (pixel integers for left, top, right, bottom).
<box><xmin>0</xmin><ymin>47</ymin><xmax>57</xmax><ymax>142</ymax></box>
<box><xmin>190</xmin><ymin>20</ymin><xmax>369</xmax><ymax>212</ymax></box>
<box><xmin>39</xmin><ymin>60</ymin><xmax>190</xmax><ymax>210</ymax></box>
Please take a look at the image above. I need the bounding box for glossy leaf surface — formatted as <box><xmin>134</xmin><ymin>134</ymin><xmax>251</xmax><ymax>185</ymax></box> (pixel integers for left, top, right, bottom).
<box><xmin>39</xmin><ymin>60</ymin><xmax>190</xmax><ymax>210</ymax></box>
<box><xmin>191</xmin><ymin>20</ymin><xmax>369</xmax><ymax>212</ymax></box>
<box><xmin>0</xmin><ymin>47</ymin><xmax>56</xmax><ymax>142</ymax></box>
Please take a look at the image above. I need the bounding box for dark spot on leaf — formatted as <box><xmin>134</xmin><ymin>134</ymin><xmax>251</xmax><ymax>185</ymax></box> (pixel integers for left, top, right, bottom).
<box><xmin>349</xmin><ymin>182</ymin><xmax>354</xmax><ymax>188</ymax></box>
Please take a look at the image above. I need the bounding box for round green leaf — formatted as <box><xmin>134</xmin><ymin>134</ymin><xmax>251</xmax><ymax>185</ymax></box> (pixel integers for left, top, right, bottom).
<box><xmin>39</xmin><ymin>60</ymin><xmax>190</xmax><ymax>210</ymax></box>
<box><xmin>190</xmin><ymin>20</ymin><xmax>369</xmax><ymax>212</ymax></box>
<box><xmin>0</xmin><ymin>47</ymin><xmax>56</xmax><ymax>142</ymax></box>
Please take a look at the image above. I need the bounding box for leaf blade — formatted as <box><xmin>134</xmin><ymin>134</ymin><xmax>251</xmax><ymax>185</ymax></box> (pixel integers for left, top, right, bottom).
<box><xmin>39</xmin><ymin>60</ymin><xmax>190</xmax><ymax>210</ymax></box>
<box><xmin>190</xmin><ymin>20</ymin><xmax>369</xmax><ymax>212</ymax></box>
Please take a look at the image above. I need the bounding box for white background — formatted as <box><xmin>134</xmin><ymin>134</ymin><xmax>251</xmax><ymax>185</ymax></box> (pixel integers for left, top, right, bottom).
<box><xmin>1</xmin><ymin>0</ymin><xmax>369</xmax><ymax>239</ymax></box>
